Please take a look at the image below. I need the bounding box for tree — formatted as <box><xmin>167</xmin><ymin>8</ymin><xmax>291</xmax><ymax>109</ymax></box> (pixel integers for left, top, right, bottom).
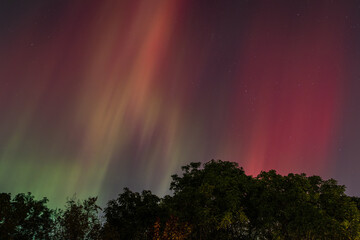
<box><xmin>167</xmin><ymin>160</ymin><xmax>360</xmax><ymax>239</ymax></box>
<box><xmin>103</xmin><ymin>188</ymin><xmax>162</xmax><ymax>240</ymax></box>
<box><xmin>169</xmin><ymin>160</ymin><xmax>252</xmax><ymax>239</ymax></box>
<box><xmin>0</xmin><ymin>160</ymin><xmax>359</xmax><ymax>240</ymax></box>
<box><xmin>153</xmin><ymin>216</ymin><xmax>191</xmax><ymax>240</ymax></box>
<box><xmin>249</xmin><ymin>171</ymin><xmax>360</xmax><ymax>239</ymax></box>
<box><xmin>55</xmin><ymin>196</ymin><xmax>101</xmax><ymax>240</ymax></box>
<box><xmin>0</xmin><ymin>192</ymin><xmax>54</xmax><ymax>240</ymax></box>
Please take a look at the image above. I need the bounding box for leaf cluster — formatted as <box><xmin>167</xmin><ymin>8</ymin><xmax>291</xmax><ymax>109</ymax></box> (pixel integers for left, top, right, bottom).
<box><xmin>0</xmin><ymin>160</ymin><xmax>359</xmax><ymax>240</ymax></box>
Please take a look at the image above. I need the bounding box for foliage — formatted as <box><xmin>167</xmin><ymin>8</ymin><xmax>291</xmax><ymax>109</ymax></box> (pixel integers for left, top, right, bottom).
<box><xmin>55</xmin><ymin>196</ymin><xmax>102</xmax><ymax>240</ymax></box>
<box><xmin>168</xmin><ymin>160</ymin><xmax>360</xmax><ymax>239</ymax></box>
<box><xmin>153</xmin><ymin>216</ymin><xmax>191</xmax><ymax>240</ymax></box>
<box><xmin>239</xmin><ymin>169</ymin><xmax>360</xmax><ymax>240</ymax></box>
<box><xmin>1</xmin><ymin>160</ymin><xmax>360</xmax><ymax>239</ymax></box>
<box><xmin>103</xmin><ymin>188</ymin><xmax>162</xmax><ymax>240</ymax></box>
<box><xmin>0</xmin><ymin>192</ymin><xmax>54</xmax><ymax>240</ymax></box>
<box><xmin>169</xmin><ymin>160</ymin><xmax>251</xmax><ymax>239</ymax></box>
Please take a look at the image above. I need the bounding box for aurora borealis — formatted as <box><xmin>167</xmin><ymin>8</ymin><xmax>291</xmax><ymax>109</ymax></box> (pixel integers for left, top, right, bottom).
<box><xmin>1</xmin><ymin>0</ymin><xmax>360</xmax><ymax>206</ymax></box>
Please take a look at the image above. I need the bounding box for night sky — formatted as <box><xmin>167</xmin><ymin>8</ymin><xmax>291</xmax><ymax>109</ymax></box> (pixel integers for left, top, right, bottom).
<box><xmin>1</xmin><ymin>0</ymin><xmax>360</xmax><ymax>206</ymax></box>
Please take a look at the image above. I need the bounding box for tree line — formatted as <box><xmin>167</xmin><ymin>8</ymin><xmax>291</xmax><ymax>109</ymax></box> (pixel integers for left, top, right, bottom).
<box><xmin>1</xmin><ymin>160</ymin><xmax>360</xmax><ymax>239</ymax></box>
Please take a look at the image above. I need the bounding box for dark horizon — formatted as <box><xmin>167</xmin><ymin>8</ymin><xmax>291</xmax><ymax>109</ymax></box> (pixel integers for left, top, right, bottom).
<box><xmin>1</xmin><ymin>160</ymin><xmax>360</xmax><ymax>239</ymax></box>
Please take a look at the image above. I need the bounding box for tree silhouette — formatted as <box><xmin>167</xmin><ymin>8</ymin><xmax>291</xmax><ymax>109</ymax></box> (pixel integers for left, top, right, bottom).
<box><xmin>0</xmin><ymin>160</ymin><xmax>359</xmax><ymax>239</ymax></box>
<box><xmin>0</xmin><ymin>192</ymin><xmax>54</xmax><ymax>240</ymax></box>
<box><xmin>103</xmin><ymin>188</ymin><xmax>161</xmax><ymax>240</ymax></box>
<box><xmin>169</xmin><ymin>160</ymin><xmax>251</xmax><ymax>239</ymax></box>
<box><xmin>55</xmin><ymin>196</ymin><xmax>101</xmax><ymax>240</ymax></box>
